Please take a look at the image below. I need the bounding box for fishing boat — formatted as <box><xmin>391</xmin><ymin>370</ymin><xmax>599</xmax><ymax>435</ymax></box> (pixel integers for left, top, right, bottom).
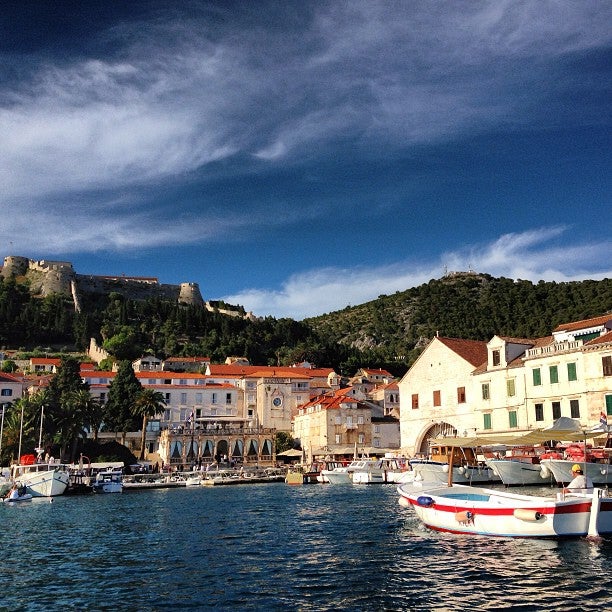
<box><xmin>397</xmin><ymin>482</ymin><xmax>612</xmax><ymax>538</ymax></box>
<box><xmin>92</xmin><ymin>469</ymin><xmax>123</xmax><ymax>493</ymax></box>
<box><xmin>485</xmin><ymin>447</ymin><xmax>551</xmax><ymax>486</ymax></box>
<box><xmin>409</xmin><ymin>444</ymin><xmax>499</xmax><ymax>484</ymax></box>
<box><xmin>10</xmin><ymin>456</ymin><xmax>70</xmax><ymax>497</ymax></box>
<box><xmin>316</xmin><ymin>461</ymin><xmax>346</xmax><ymax>483</ymax></box>
<box><xmin>321</xmin><ymin>459</ymin><xmax>380</xmax><ymax>484</ymax></box>
<box><xmin>540</xmin><ymin>457</ymin><xmax>612</xmax><ymax>486</ymax></box>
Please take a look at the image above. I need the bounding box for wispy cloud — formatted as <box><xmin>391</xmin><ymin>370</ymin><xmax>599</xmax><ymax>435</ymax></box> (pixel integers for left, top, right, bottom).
<box><xmin>225</xmin><ymin>227</ymin><xmax>612</xmax><ymax>319</ymax></box>
<box><xmin>1</xmin><ymin>2</ymin><xmax>609</xmax><ymax>250</ymax></box>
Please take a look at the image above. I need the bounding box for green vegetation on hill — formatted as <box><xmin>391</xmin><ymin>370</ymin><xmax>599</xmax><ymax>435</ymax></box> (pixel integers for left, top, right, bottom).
<box><xmin>1</xmin><ymin>272</ymin><xmax>611</xmax><ymax>376</ymax></box>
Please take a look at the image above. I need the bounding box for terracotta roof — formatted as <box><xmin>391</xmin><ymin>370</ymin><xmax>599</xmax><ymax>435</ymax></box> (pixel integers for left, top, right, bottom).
<box><xmin>497</xmin><ymin>336</ymin><xmax>536</xmax><ymax>345</ymax></box>
<box><xmin>436</xmin><ymin>337</ymin><xmax>488</xmax><ymax>368</ymax></box>
<box><xmin>553</xmin><ymin>314</ymin><xmax>612</xmax><ymax>333</ymax></box>
<box><xmin>207</xmin><ymin>364</ymin><xmax>334</xmax><ymax>379</ymax></box>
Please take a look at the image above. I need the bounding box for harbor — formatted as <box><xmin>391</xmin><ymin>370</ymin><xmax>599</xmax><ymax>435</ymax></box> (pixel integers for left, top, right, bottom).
<box><xmin>1</xmin><ymin>481</ymin><xmax>610</xmax><ymax>611</ymax></box>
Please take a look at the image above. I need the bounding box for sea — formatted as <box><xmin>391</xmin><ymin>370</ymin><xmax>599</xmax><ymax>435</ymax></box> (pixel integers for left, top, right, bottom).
<box><xmin>1</xmin><ymin>482</ymin><xmax>610</xmax><ymax>611</ymax></box>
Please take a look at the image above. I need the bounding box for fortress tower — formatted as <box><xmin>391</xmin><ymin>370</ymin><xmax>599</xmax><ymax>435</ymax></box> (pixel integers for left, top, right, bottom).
<box><xmin>178</xmin><ymin>282</ymin><xmax>204</xmax><ymax>306</ymax></box>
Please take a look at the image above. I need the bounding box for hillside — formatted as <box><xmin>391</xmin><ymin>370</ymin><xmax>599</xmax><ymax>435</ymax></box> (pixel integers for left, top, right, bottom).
<box><xmin>1</xmin><ymin>268</ymin><xmax>611</xmax><ymax>376</ymax></box>
<box><xmin>304</xmin><ymin>273</ymin><xmax>612</xmax><ymax>363</ymax></box>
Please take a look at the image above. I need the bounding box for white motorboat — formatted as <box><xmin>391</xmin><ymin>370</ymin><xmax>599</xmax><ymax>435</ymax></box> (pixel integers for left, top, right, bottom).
<box><xmin>10</xmin><ymin>460</ymin><xmax>70</xmax><ymax>497</ymax></box>
<box><xmin>540</xmin><ymin>458</ymin><xmax>612</xmax><ymax>486</ymax></box>
<box><xmin>92</xmin><ymin>470</ymin><xmax>123</xmax><ymax>493</ymax></box>
<box><xmin>397</xmin><ymin>482</ymin><xmax>612</xmax><ymax>538</ymax></box>
<box><xmin>485</xmin><ymin>458</ymin><xmax>548</xmax><ymax>486</ymax></box>
<box><xmin>3</xmin><ymin>484</ymin><xmax>33</xmax><ymax>503</ymax></box>
<box><xmin>321</xmin><ymin>459</ymin><xmax>380</xmax><ymax>484</ymax></box>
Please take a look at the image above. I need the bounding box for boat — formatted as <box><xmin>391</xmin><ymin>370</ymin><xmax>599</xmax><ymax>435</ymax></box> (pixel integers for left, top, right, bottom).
<box><xmin>10</xmin><ymin>456</ymin><xmax>70</xmax><ymax>497</ymax></box>
<box><xmin>397</xmin><ymin>482</ymin><xmax>612</xmax><ymax>538</ymax></box>
<box><xmin>409</xmin><ymin>445</ymin><xmax>499</xmax><ymax>484</ymax></box>
<box><xmin>3</xmin><ymin>483</ymin><xmax>33</xmax><ymax>503</ymax></box>
<box><xmin>321</xmin><ymin>459</ymin><xmax>381</xmax><ymax>484</ymax></box>
<box><xmin>540</xmin><ymin>457</ymin><xmax>612</xmax><ymax>486</ymax></box>
<box><xmin>351</xmin><ymin>457</ymin><xmax>408</xmax><ymax>484</ymax></box>
<box><xmin>484</xmin><ymin>446</ymin><xmax>552</xmax><ymax>486</ymax></box>
<box><xmin>316</xmin><ymin>461</ymin><xmax>346</xmax><ymax>483</ymax></box>
<box><xmin>92</xmin><ymin>469</ymin><xmax>123</xmax><ymax>493</ymax></box>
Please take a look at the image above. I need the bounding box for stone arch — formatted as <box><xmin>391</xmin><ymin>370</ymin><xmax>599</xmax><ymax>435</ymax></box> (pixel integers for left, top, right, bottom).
<box><xmin>261</xmin><ymin>439</ymin><xmax>272</xmax><ymax>458</ymax></box>
<box><xmin>186</xmin><ymin>439</ymin><xmax>198</xmax><ymax>460</ymax></box>
<box><xmin>216</xmin><ymin>439</ymin><xmax>229</xmax><ymax>461</ymax></box>
<box><xmin>170</xmin><ymin>440</ymin><xmax>183</xmax><ymax>460</ymax></box>
<box><xmin>416</xmin><ymin>422</ymin><xmax>457</xmax><ymax>454</ymax></box>
<box><xmin>232</xmin><ymin>439</ymin><xmax>244</xmax><ymax>458</ymax></box>
<box><xmin>201</xmin><ymin>440</ymin><xmax>214</xmax><ymax>457</ymax></box>
<box><xmin>247</xmin><ymin>439</ymin><xmax>258</xmax><ymax>458</ymax></box>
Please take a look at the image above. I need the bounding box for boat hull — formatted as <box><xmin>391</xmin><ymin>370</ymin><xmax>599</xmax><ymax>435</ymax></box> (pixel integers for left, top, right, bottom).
<box><xmin>397</xmin><ymin>483</ymin><xmax>612</xmax><ymax>538</ymax></box>
<box><xmin>485</xmin><ymin>459</ymin><xmax>550</xmax><ymax>486</ymax></box>
<box><xmin>16</xmin><ymin>469</ymin><xmax>70</xmax><ymax>497</ymax></box>
<box><xmin>540</xmin><ymin>459</ymin><xmax>612</xmax><ymax>485</ymax></box>
<box><xmin>409</xmin><ymin>460</ymin><xmax>498</xmax><ymax>484</ymax></box>
<box><xmin>322</xmin><ymin>469</ymin><xmax>351</xmax><ymax>484</ymax></box>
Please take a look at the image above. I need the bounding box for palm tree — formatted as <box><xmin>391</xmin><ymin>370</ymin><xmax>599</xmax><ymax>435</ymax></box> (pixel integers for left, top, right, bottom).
<box><xmin>58</xmin><ymin>389</ymin><xmax>92</xmax><ymax>462</ymax></box>
<box><xmin>133</xmin><ymin>389</ymin><xmax>166</xmax><ymax>461</ymax></box>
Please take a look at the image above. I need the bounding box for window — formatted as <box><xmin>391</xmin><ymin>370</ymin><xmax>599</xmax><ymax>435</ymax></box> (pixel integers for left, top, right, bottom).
<box><xmin>335</xmin><ymin>416</ymin><xmax>341</xmax><ymax>425</ymax></box>
<box><xmin>358</xmin><ymin>434</ymin><xmax>365</xmax><ymax>444</ymax></box>
<box><xmin>357</xmin><ymin>416</ymin><xmax>364</xmax><ymax>425</ymax></box>
<box><xmin>535</xmin><ymin>403</ymin><xmax>544</xmax><ymax>421</ymax></box>
<box><xmin>211</xmin><ymin>393</ymin><xmax>217</xmax><ymax>404</ymax></box>
<box><xmin>196</xmin><ymin>408</ymin><xmax>202</xmax><ymax>418</ymax></box>
<box><xmin>457</xmin><ymin>387</ymin><xmax>466</xmax><ymax>403</ymax></box>
<box><xmin>433</xmin><ymin>390</ymin><xmax>441</xmax><ymax>407</ymax></box>
<box><xmin>164</xmin><ymin>393</ymin><xmax>171</xmax><ymax>402</ymax></box>
<box><xmin>482</xmin><ymin>383</ymin><xmax>490</xmax><ymax>401</ymax></box>
<box><xmin>226</xmin><ymin>393</ymin><xmax>232</xmax><ymax>404</ymax></box>
<box><xmin>570</xmin><ymin>399</ymin><xmax>580</xmax><ymax>418</ymax></box>
<box><xmin>346</xmin><ymin>415</ymin><xmax>353</xmax><ymax>426</ymax></box>
<box><xmin>195</xmin><ymin>393</ymin><xmax>202</xmax><ymax>404</ymax></box>
<box><xmin>373</xmin><ymin>438</ymin><xmax>381</xmax><ymax>448</ymax></box>
<box><xmin>603</xmin><ymin>356</ymin><xmax>612</xmax><ymax>377</ymax></box>
<box><xmin>506</xmin><ymin>379</ymin><xmax>516</xmax><ymax>398</ymax></box>
<box><xmin>552</xmin><ymin>401</ymin><xmax>561</xmax><ymax>419</ymax></box>
<box><xmin>180</xmin><ymin>393</ymin><xmax>187</xmax><ymax>405</ymax></box>
<box><xmin>532</xmin><ymin>368</ymin><xmax>541</xmax><ymax>386</ymax></box>
<box><xmin>335</xmin><ymin>434</ymin><xmax>341</xmax><ymax>444</ymax></box>
<box><xmin>411</xmin><ymin>394</ymin><xmax>419</xmax><ymax>409</ymax></box>
<box><xmin>567</xmin><ymin>362</ymin><xmax>577</xmax><ymax>382</ymax></box>
<box><xmin>605</xmin><ymin>395</ymin><xmax>612</xmax><ymax>416</ymax></box>
<box><xmin>374</xmin><ymin>425</ymin><xmax>380</xmax><ymax>433</ymax></box>
<box><xmin>508</xmin><ymin>410</ymin><xmax>517</xmax><ymax>428</ymax></box>
<box><xmin>492</xmin><ymin>349</ymin><xmax>500</xmax><ymax>366</ymax></box>
<box><xmin>483</xmin><ymin>413</ymin><xmax>492</xmax><ymax>430</ymax></box>
<box><xmin>0</xmin><ymin>389</ymin><xmax>12</xmax><ymax>397</ymax></box>
<box><xmin>549</xmin><ymin>365</ymin><xmax>559</xmax><ymax>384</ymax></box>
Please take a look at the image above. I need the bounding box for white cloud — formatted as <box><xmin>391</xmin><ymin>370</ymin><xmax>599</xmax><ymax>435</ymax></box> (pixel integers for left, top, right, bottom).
<box><xmin>224</xmin><ymin>228</ymin><xmax>612</xmax><ymax>319</ymax></box>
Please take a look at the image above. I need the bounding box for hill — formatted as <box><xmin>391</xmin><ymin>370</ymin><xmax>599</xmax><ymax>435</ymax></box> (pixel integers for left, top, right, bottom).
<box><xmin>304</xmin><ymin>272</ymin><xmax>612</xmax><ymax>364</ymax></box>
<box><xmin>1</xmin><ymin>263</ymin><xmax>611</xmax><ymax>376</ymax></box>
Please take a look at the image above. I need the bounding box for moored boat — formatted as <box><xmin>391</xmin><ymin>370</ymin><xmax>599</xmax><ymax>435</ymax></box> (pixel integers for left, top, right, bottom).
<box><xmin>10</xmin><ymin>456</ymin><xmax>70</xmax><ymax>497</ymax></box>
<box><xmin>540</xmin><ymin>458</ymin><xmax>612</xmax><ymax>486</ymax></box>
<box><xmin>397</xmin><ymin>482</ymin><xmax>612</xmax><ymax>538</ymax></box>
<box><xmin>409</xmin><ymin>445</ymin><xmax>498</xmax><ymax>484</ymax></box>
<box><xmin>92</xmin><ymin>470</ymin><xmax>123</xmax><ymax>493</ymax></box>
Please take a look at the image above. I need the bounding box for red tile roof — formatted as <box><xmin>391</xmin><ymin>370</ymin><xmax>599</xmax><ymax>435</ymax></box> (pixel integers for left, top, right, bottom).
<box><xmin>586</xmin><ymin>330</ymin><xmax>612</xmax><ymax>346</ymax></box>
<box><xmin>436</xmin><ymin>337</ymin><xmax>488</xmax><ymax>368</ymax></box>
<box><xmin>553</xmin><ymin>314</ymin><xmax>612</xmax><ymax>333</ymax></box>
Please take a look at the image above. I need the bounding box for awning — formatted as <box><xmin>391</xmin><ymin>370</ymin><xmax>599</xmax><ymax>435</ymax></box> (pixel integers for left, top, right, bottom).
<box><xmin>276</xmin><ymin>448</ymin><xmax>304</xmax><ymax>457</ymax></box>
<box><xmin>430</xmin><ymin>417</ymin><xmax>610</xmax><ymax>448</ymax></box>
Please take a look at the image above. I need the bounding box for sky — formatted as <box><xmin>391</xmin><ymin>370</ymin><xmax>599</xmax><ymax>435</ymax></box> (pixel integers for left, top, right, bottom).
<box><xmin>1</xmin><ymin>1</ymin><xmax>610</xmax><ymax>320</ymax></box>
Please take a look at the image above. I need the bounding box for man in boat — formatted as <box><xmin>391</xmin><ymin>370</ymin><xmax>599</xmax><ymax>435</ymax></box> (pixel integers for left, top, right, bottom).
<box><xmin>562</xmin><ymin>464</ymin><xmax>594</xmax><ymax>493</ymax></box>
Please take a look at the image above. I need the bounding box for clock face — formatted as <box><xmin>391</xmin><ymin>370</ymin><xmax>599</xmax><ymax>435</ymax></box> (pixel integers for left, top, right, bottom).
<box><xmin>272</xmin><ymin>397</ymin><xmax>282</xmax><ymax>407</ymax></box>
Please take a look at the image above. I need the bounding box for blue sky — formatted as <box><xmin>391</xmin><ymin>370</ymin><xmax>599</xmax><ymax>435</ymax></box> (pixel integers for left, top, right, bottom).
<box><xmin>1</xmin><ymin>1</ymin><xmax>610</xmax><ymax>319</ymax></box>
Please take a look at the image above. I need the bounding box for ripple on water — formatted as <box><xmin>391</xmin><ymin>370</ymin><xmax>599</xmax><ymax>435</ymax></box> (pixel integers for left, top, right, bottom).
<box><xmin>1</xmin><ymin>484</ymin><xmax>612</xmax><ymax>610</ymax></box>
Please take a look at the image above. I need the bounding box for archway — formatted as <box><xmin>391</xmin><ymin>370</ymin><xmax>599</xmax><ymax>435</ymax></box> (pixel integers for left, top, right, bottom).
<box><xmin>417</xmin><ymin>422</ymin><xmax>457</xmax><ymax>454</ymax></box>
<box><xmin>247</xmin><ymin>439</ymin><xmax>258</xmax><ymax>460</ymax></box>
<box><xmin>216</xmin><ymin>439</ymin><xmax>229</xmax><ymax>462</ymax></box>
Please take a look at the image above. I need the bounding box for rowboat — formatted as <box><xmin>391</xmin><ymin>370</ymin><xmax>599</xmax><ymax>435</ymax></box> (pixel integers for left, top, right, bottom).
<box><xmin>397</xmin><ymin>482</ymin><xmax>612</xmax><ymax>538</ymax></box>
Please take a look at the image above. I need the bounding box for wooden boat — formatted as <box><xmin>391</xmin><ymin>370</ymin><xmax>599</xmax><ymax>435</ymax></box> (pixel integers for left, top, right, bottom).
<box><xmin>485</xmin><ymin>446</ymin><xmax>551</xmax><ymax>486</ymax></box>
<box><xmin>409</xmin><ymin>445</ymin><xmax>499</xmax><ymax>484</ymax></box>
<box><xmin>397</xmin><ymin>482</ymin><xmax>612</xmax><ymax>538</ymax></box>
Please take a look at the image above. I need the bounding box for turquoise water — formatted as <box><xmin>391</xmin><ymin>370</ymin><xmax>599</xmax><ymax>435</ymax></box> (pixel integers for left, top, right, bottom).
<box><xmin>1</xmin><ymin>483</ymin><xmax>611</xmax><ymax>611</ymax></box>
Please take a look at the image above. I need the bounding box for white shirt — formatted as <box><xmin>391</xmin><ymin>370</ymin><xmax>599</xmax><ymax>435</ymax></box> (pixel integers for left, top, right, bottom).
<box><xmin>567</xmin><ymin>473</ymin><xmax>594</xmax><ymax>492</ymax></box>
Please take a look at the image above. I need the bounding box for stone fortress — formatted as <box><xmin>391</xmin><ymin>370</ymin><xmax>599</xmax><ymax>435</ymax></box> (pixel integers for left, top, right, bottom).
<box><xmin>0</xmin><ymin>255</ymin><xmax>255</xmax><ymax>320</ymax></box>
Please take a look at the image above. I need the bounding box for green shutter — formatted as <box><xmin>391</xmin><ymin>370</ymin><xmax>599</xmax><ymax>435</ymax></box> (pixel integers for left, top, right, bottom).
<box><xmin>567</xmin><ymin>362</ymin><xmax>577</xmax><ymax>381</ymax></box>
<box><xmin>549</xmin><ymin>365</ymin><xmax>558</xmax><ymax>384</ymax></box>
<box><xmin>509</xmin><ymin>411</ymin><xmax>517</xmax><ymax>428</ymax></box>
<box><xmin>483</xmin><ymin>413</ymin><xmax>492</xmax><ymax>430</ymax></box>
<box><xmin>532</xmin><ymin>368</ymin><xmax>541</xmax><ymax>386</ymax></box>
<box><xmin>606</xmin><ymin>395</ymin><xmax>612</xmax><ymax>415</ymax></box>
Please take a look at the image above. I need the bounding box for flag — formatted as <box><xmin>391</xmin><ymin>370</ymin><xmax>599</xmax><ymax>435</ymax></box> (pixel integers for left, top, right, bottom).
<box><xmin>187</xmin><ymin>410</ymin><xmax>194</xmax><ymax>423</ymax></box>
<box><xmin>601</xmin><ymin>411</ymin><xmax>608</xmax><ymax>426</ymax></box>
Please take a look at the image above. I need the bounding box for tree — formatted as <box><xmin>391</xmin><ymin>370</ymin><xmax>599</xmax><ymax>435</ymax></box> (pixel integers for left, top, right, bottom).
<box><xmin>0</xmin><ymin>397</ymin><xmax>36</xmax><ymax>465</ymax></box>
<box><xmin>133</xmin><ymin>388</ymin><xmax>166</xmax><ymax>460</ymax></box>
<box><xmin>275</xmin><ymin>431</ymin><xmax>295</xmax><ymax>454</ymax></box>
<box><xmin>103</xmin><ymin>361</ymin><xmax>142</xmax><ymax>444</ymax></box>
